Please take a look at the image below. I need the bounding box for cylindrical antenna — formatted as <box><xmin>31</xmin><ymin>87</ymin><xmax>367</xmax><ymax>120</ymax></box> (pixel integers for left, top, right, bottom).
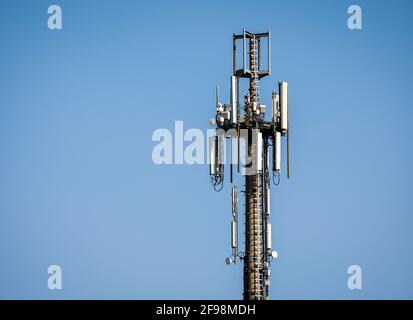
<box><xmin>215</xmin><ymin>135</ymin><xmax>219</xmax><ymax>176</ymax></box>
<box><xmin>287</xmin><ymin>120</ymin><xmax>291</xmax><ymax>179</ymax></box>
<box><xmin>237</xmin><ymin>77</ymin><xmax>240</xmax><ymax>121</ymax></box>
<box><xmin>271</xmin><ymin>90</ymin><xmax>276</xmax><ymax>122</ymax></box>
<box><xmin>237</xmin><ymin>75</ymin><xmax>240</xmax><ymax>174</ymax></box>
<box><xmin>266</xmin><ymin>223</ymin><xmax>272</xmax><ymax>252</ymax></box>
<box><xmin>268</xmin><ymin>30</ymin><xmax>271</xmax><ymax>76</ymax></box>
<box><xmin>230</xmin><ymin>136</ymin><xmax>233</xmax><ymax>183</ymax></box>
<box><xmin>265</xmin><ymin>144</ymin><xmax>271</xmax><ymax>215</ymax></box>
<box><xmin>273</xmin><ymin>131</ymin><xmax>281</xmax><ymax>172</ymax></box>
<box><xmin>237</xmin><ymin>125</ymin><xmax>240</xmax><ymax>173</ymax></box>
<box><xmin>266</xmin><ymin>141</ymin><xmax>270</xmax><ymax>181</ymax></box>
<box><xmin>218</xmin><ymin>134</ymin><xmax>225</xmax><ymax>177</ymax></box>
<box><xmin>233</xmin><ymin>33</ymin><xmax>236</xmax><ymax>75</ymax></box>
<box><xmin>231</xmin><ymin>221</ymin><xmax>237</xmax><ymax>249</ymax></box>
<box><xmin>231</xmin><ymin>186</ymin><xmax>238</xmax><ymax>257</ymax></box>
<box><xmin>231</xmin><ymin>185</ymin><xmax>237</xmax><ymax>216</ymax></box>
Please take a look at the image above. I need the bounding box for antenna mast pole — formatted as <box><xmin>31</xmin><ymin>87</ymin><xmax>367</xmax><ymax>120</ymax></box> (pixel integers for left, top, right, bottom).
<box><xmin>209</xmin><ymin>30</ymin><xmax>290</xmax><ymax>300</ymax></box>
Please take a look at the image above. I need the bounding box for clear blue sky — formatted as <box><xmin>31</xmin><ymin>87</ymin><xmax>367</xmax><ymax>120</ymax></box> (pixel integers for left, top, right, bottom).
<box><xmin>0</xmin><ymin>0</ymin><xmax>412</xmax><ymax>299</ymax></box>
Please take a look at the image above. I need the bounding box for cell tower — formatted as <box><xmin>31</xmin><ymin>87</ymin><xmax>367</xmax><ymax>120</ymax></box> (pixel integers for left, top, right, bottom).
<box><xmin>208</xmin><ymin>30</ymin><xmax>290</xmax><ymax>300</ymax></box>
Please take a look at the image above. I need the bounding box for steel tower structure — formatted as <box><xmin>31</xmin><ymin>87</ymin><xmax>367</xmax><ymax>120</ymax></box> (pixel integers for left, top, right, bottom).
<box><xmin>208</xmin><ymin>30</ymin><xmax>290</xmax><ymax>300</ymax></box>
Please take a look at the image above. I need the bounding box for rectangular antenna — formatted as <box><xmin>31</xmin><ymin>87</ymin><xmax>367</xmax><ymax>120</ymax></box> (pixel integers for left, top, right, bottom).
<box><xmin>230</xmin><ymin>76</ymin><xmax>237</xmax><ymax>124</ymax></box>
<box><xmin>279</xmin><ymin>81</ymin><xmax>288</xmax><ymax>133</ymax></box>
<box><xmin>271</xmin><ymin>91</ymin><xmax>279</xmax><ymax>122</ymax></box>
<box><xmin>209</xmin><ymin>136</ymin><xmax>215</xmax><ymax>176</ymax></box>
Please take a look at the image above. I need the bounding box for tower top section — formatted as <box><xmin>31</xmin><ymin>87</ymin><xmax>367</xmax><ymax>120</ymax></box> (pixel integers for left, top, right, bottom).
<box><xmin>233</xmin><ymin>30</ymin><xmax>271</xmax><ymax>79</ymax></box>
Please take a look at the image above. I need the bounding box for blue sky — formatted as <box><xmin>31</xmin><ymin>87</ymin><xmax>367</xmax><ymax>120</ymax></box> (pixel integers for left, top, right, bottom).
<box><xmin>0</xmin><ymin>0</ymin><xmax>412</xmax><ymax>299</ymax></box>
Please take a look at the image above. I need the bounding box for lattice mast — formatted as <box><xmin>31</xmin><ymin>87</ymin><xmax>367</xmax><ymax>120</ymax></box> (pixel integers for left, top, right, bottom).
<box><xmin>209</xmin><ymin>30</ymin><xmax>290</xmax><ymax>300</ymax></box>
